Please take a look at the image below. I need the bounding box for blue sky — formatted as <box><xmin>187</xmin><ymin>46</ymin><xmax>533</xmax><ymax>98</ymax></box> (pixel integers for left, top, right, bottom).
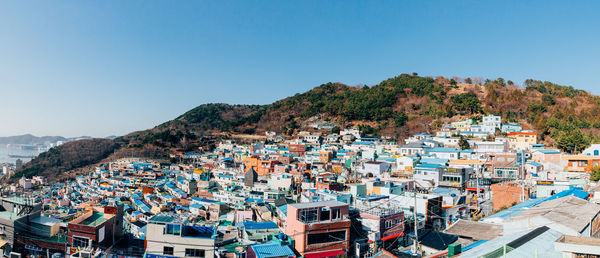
<box><xmin>1</xmin><ymin>1</ymin><xmax>599</xmax><ymax>137</ymax></box>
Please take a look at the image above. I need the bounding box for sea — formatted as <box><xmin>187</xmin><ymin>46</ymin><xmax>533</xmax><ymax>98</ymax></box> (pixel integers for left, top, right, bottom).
<box><xmin>0</xmin><ymin>144</ymin><xmax>43</xmax><ymax>164</ymax></box>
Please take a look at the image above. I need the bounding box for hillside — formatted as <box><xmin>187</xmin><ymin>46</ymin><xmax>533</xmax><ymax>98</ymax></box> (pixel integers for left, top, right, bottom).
<box><xmin>14</xmin><ymin>138</ymin><xmax>121</xmax><ymax>180</ymax></box>
<box><xmin>12</xmin><ymin>73</ymin><xmax>600</xmax><ymax>181</ymax></box>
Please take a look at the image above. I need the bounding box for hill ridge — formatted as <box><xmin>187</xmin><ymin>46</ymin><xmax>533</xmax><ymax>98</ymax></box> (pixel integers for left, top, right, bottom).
<box><xmin>12</xmin><ymin>73</ymin><xmax>600</xmax><ymax>181</ymax></box>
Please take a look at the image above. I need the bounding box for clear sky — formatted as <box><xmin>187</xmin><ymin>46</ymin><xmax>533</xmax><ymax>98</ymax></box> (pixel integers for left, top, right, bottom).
<box><xmin>1</xmin><ymin>1</ymin><xmax>599</xmax><ymax>137</ymax></box>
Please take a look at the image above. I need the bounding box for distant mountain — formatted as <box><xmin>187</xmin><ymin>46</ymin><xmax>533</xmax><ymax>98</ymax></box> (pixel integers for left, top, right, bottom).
<box><xmin>0</xmin><ymin>134</ymin><xmax>68</xmax><ymax>145</ymax></box>
<box><xmin>12</xmin><ymin>73</ymin><xmax>600</xmax><ymax>181</ymax></box>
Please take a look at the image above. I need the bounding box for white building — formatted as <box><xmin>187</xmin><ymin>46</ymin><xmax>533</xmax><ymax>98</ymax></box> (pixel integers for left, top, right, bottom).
<box><xmin>432</xmin><ymin>137</ymin><xmax>460</xmax><ymax>147</ymax></box>
<box><xmin>481</xmin><ymin>115</ymin><xmax>501</xmax><ymax>134</ymax></box>
<box><xmin>267</xmin><ymin>173</ymin><xmax>294</xmax><ymax>191</ymax></box>
<box><xmin>358</xmin><ymin>161</ymin><xmax>391</xmax><ymax>177</ymax></box>
<box><xmin>474</xmin><ymin>141</ymin><xmax>508</xmax><ymax>153</ymax></box>
<box><xmin>341</xmin><ymin>128</ymin><xmax>361</xmax><ymax>139</ymax></box>
<box><xmin>146</xmin><ymin>213</ymin><xmax>215</xmax><ymax>258</ymax></box>
<box><xmin>582</xmin><ymin>144</ymin><xmax>600</xmax><ymax>156</ymax></box>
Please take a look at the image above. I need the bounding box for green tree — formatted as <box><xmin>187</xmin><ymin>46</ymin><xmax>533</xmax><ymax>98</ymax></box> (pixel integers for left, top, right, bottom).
<box><xmin>359</xmin><ymin>125</ymin><xmax>377</xmax><ymax>137</ymax></box>
<box><xmin>331</xmin><ymin>126</ymin><xmax>340</xmax><ymax>134</ymax></box>
<box><xmin>555</xmin><ymin>128</ymin><xmax>590</xmax><ymax>154</ymax></box>
<box><xmin>591</xmin><ymin>166</ymin><xmax>600</xmax><ymax>181</ymax></box>
<box><xmin>450</xmin><ymin>79</ymin><xmax>458</xmax><ymax>88</ymax></box>
<box><xmin>496</xmin><ymin>77</ymin><xmax>506</xmax><ymax>86</ymax></box>
<box><xmin>464</xmin><ymin>77</ymin><xmax>472</xmax><ymax>84</ymax></box>
<box><xmin>394</xmin><ymin>110</ymin><xmax>408</xmax><ymax>127</ymax></box>
<box><xmin>459</xmin><ymin>136</ymin><xmax>470</xmax><ymax>150</ymax></box>
<box><xmin>451</xmin><ymin>92</ymin><xmax>482</xmax><ymax>114</ymax></box>
<box><xmin>542</xmin><ymin>94</ymin><xmax>556</xmax><ymax>105</ymax></box>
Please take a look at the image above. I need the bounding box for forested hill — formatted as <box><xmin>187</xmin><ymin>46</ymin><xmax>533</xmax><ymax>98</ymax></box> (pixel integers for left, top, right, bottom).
<box><xmin>12</xmin><ymin>73</ymin><xmax>600</xmax><ymax>181</ymax></box>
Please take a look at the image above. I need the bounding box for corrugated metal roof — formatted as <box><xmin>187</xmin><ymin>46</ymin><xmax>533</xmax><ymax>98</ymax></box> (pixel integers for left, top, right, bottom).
<box><xmin>251</xmin><ymin>243</ymin><xmax>295</xmax><ymax>258</ymax></box>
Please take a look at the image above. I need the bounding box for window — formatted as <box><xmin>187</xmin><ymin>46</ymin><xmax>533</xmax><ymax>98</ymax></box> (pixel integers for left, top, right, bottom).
<box><xmin>320</xmin><ymin>207</ymin><xmax>330</xmax><ymax>221</ymax></box>
<box><xmin>307</xmin><ymin>230</ymin><xmax>346</xmax><ymax>245</ymax></box>
<box><xmin>163</xmin><ymin>246</ymin><xmax>174</xmax><ymax>255</ymax></box>
<box><xmin>385</xmin><ymin>220</ymin><xmax>393</xmax><ymax>229</ymax></box>
<box><xmin>507</xmin><ymin>170</ymin><xmax>515</xmax><ymax>178</ymax></box>
<box><xmin>72</xmin><ymin>236</ymin><xmax>89</xmax><ymax>248</ymax></box>
<box><xmin>495</xmin><ymin>170</ymin><xmax>503</xmax><ymax>177</ymax></box>
<box><xmin>185</xmin><ymin>249</ymin><xmax>205</xmax><ymax>257</ymax></box>
<box><xmin>299</xmin><ymin>208</ymin><xmax>319</xmax><ymax>223</ymax></box>
<box><xmin>165</xmin><ymin>224</ymin><xmax>181</xmax><ymax>235</ymax></box>
<box><xmin>332</xmin><ymin>208</ymin><xmax>341</xmax><ymax>220</ymax></box>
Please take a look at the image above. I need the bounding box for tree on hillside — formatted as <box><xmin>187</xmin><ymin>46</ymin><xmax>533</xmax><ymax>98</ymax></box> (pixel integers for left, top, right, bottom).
<box><xmin>542</xmin><ymin>94</ymin><xmax>556</xmax><ymax>106</ymax></box>
<box><xmin>496</xmin><ymin>78</ymin><xmax>506</xmax><ymax>86</ymax></box>
<box><xmin>359</xmin><ymin>125</ymin><xmax>377</xmax><ymax>137</ymax></box>
<box><xmin>331</xmin><ymin>126</ymin><xmax>340</xmax><ymax>134</ymax></box>
<box><xmin>451</xmin><ymin>92</ymin><xmax>482</xmax><ymax>114</ymax></box>
<box><xmin>450</xmin><ymin>79</ymin><xmax>458</xmax><ymax>88</ymax></box>
<box><xmin>394</xmin><ymin>110</ymin><xmax>408</xmax><ymax>127</ymax></box>
<box><xmin>459</xmin><ymin>136</ymin><xmax>470</xmax><ymax>150</ymax></box>
<box><xmin>464</xmin><ymin>78</ymin><xmax>472</xmax><ymax>84</ymax></box>
<box><xmin>555</xmin><ymin>128</ymin><xmax>590</xmax><ymax>154</ymax></box>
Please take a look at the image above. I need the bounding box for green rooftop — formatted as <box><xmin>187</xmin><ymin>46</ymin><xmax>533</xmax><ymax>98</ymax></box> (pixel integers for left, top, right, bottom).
<box><xmin>80</xmin><ymin>212</ymin><xmax>107</xmax><ymax>227</ymax></box>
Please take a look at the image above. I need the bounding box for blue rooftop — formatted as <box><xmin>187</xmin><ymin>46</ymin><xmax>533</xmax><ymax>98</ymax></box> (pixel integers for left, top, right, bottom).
<box><xmin>241</xmin><ymin>221</ymin><xmax>278</xmax><ymax>230</ymax></box>
<box><xmin>429</xmin><ymin>147</ymin><xmax>460</xmax><ymax>153</ymax></box>
<box><xmin>484</xmin><ymin>187</ymin><xmax>589</xmax><ymax>221</ymax></box>
<box><xmin>250</xmin><ymin>242</ymin><xmax>295</xmax><ymax>258</ymax></box>
<box><xmin>420</xmin><ymin>158</ymin><xmax>449</xmax><ymax>165</ymax></box>
<box><xmin>415</xmin><ymin>163</ymin><xmax>445</xmax><ymax>169</ymax></box>
<box><xmin>277</xmin><ymin>205</ymin><xmax>288</xmax><ymax>216</ymax></box>
<box><xmin>536</xmin><ymin>149</ymin><xmax>561</xmax><ymax>154</ymax></box>
<box><xmin>183</xmin><ymin>225</ymin><xmax>215</xmax><ymax>238</ymax></box>
<box><xmin>527</xmin><ymin>162</ymin><xmax>543</xmax><ymax>167</ymax></box>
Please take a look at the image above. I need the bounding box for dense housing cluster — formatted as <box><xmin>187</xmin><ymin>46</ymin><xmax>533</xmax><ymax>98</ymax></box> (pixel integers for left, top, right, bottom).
<box><xmin>5</xmin><ymin>114</ymin><xmax>600</xmax><ymax>258</ymax></box>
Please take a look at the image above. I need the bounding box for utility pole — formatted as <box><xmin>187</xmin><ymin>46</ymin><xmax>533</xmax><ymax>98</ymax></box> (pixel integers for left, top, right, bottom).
<box><xmin>476</xmin><ymin>165</ymin><xmax>480</xmax><ymax>197</ymax></box>
<box><xmin>520</xmin><ymin>150</ymin><xmax>525</xmax><ymax>202</ymax></box>
<box><xmin>413</xmin><ymin>185</ymin><xmax>419</xmax><ymax>256</ymax></box>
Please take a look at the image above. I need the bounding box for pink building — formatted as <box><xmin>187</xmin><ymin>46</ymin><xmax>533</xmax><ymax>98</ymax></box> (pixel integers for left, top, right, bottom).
<box><xmin>285</xmin><ymin>201</ymin><xmax>350</xmax><ymax>257</ymax></box>
<box><xmin>235</xmin><ymin>210</ymin><xmax>254</xmax><ymax>223</ymax></box>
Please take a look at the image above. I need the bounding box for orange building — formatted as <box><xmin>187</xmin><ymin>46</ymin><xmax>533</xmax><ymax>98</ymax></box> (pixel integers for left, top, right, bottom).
<box><xmin>507</xmin><ymin>131</ymin><xmax>538</xmax><ymax>150</ymax></box>
<box><xmin>490</xmin><ymin>182</ymin><xmax>530</xmax><ymax>211</ymax></box>
<box><xmin>319</xmin><ymin>151</ymin><xmax>333</xmax><ymax>163</ymax></box>
<box><xmin>243</xmin><ymin>155</ymin><xmax>260</xmax><ymax>172</ymax></box>
<box><xmin>243</xmin><ymin>156</ymin><xmax>280</xmax><ymax>175</ymax></box>
<box><xmin>257</xmin><ymin>159</ymin><xmax>280</xmax><ymax>175</ymax></box>
<box><xmin>563</xmin><ymin>155</ymin><xmax>600</xmax><ymax>172</ymax></box>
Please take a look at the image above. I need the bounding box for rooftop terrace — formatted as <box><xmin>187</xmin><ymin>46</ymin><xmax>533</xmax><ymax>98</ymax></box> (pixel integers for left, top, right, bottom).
<box><xmin>79</xmin><ymin>212</ymin><xmax>107</xmax><ymax>227</ymax></box>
